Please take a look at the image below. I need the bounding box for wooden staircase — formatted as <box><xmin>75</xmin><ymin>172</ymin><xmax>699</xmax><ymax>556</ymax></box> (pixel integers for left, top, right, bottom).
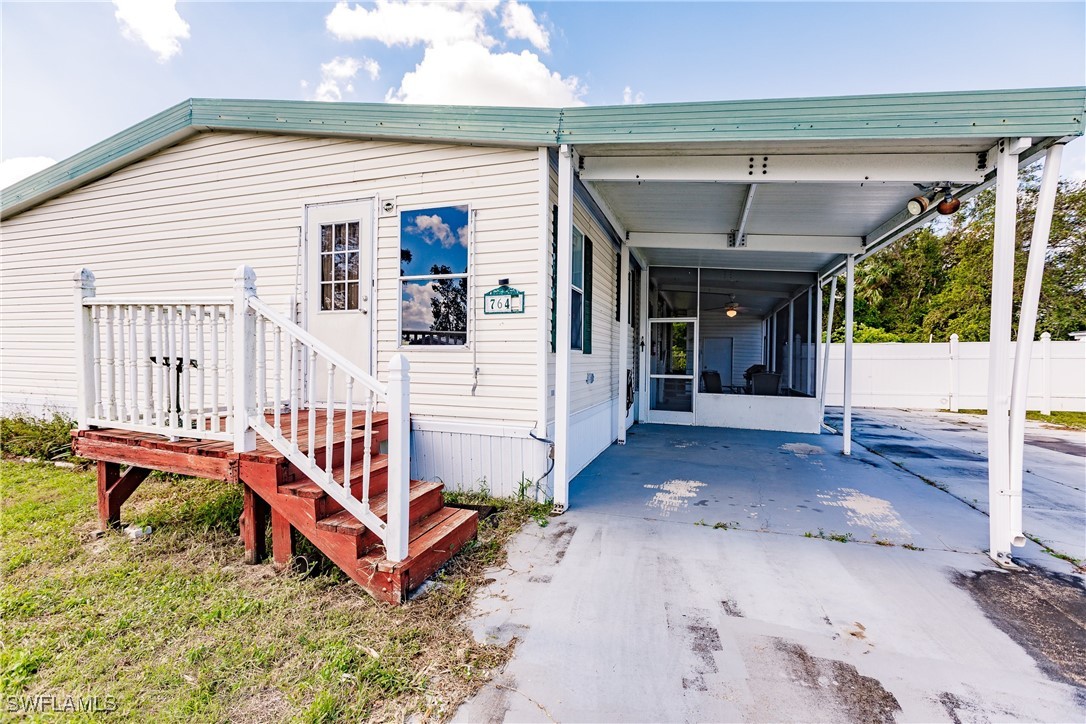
<box><xmin>71</xmin><ymin>267</ymin><xmax>475</xmax><ymax>604</ymax></box>
<box><xmin>74</xmin><ymin>410</ymin><xmax>478</xmax><ymax>605</ymax></box>
<box><xmin>239</xmin><ymin>414</ymin><xmax>478</xmax><ymax>604</ymax></box>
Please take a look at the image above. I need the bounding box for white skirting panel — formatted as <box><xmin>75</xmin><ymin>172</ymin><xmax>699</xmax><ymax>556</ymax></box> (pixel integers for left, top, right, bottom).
<box><xmin>410</xmin><ymin>419</ymin><xmax>551</xmax><ymax>499</ymax></box>
<box><xmin>549</xmin><ymin>399</ymin><xmax>618</xmax><ymax>480</ymax></box>
<box><xmin>695</xmin><ymin>393</ymin><xmax>821</xmax><ymax>434</ymax></box>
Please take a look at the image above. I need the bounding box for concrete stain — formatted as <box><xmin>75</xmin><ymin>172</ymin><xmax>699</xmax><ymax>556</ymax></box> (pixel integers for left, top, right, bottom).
<box><xmin>953</xmin><ymin>568</ymin><xmax>1086</xmax><ymax>690</ymax></box>
<box><xmin>774</xmin><ymin>638</ymin><xmax>902</xmax><ymax>724</ymax></box>
<box><xmin>816</xmin><ymin>488</ymin><xmax>910</xmax><ymax>536</ymax></box>
<box><xmin>643</xmin><ymin>479</ymin><xmax>707</xmax><ymax>516</ymax></box>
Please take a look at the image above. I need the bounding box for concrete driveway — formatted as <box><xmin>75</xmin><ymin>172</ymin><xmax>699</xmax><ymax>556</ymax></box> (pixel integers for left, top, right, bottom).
<box><xmin>455</xmin><ymin>421</ymin><xmax>1086</xmax><ymax>723</ymax></box>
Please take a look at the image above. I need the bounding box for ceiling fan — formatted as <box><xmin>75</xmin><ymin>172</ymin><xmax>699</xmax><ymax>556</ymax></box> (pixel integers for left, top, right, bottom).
<box><xmin>702</xmin><ymin>293</ymin><xmax>744</xmax><ymax>317</ymax></box>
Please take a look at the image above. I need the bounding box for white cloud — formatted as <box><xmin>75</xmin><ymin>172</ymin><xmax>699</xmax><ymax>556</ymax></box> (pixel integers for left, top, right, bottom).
<box><xmin>501</xmin><ymin>0</ymin><xmax>549</xmax><ymax>52</ymax></box>
<box><xmin>1</xmin><ymin>156</ymin><xmax>56</xmax><ymax>189</ymax></box>
<box><xmin>112</xmin><ymin>0</ymin><xmax>190</xmax><ymax>62</ymax></box>
<box><xmin>326</xmin><ymin>0</ymin><xmax>499</xmax><ymax>47</ymax></box>
<box><xmin>402</xmin><ymin>281</ymin><xmax>438</xmax><ymax>329</ymax></box>
<box><xmin>623</xmin><ymin>86</ymin><xmax>645</xmax><ymax>105</ymax></box>
<box><xmin>387</xmin><ymin>40</ymin><xmax>585</xmax><ymax>107</ymax></box>
<box><xmin>407</xmin><ymin>213</ymin><xmax>464</xmax><ymax>248</ymax></box>
<box><xmin>313</xmin><ymin>56</ymin><xmax>380</xmax><ymax>102</ymax></box>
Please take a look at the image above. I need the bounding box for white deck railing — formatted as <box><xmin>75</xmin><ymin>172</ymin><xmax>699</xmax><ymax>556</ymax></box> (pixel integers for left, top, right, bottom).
<box><xmin>74</xmin><ymin>266</ymin><xmax>411</xmax><ymax>562</ymax></box>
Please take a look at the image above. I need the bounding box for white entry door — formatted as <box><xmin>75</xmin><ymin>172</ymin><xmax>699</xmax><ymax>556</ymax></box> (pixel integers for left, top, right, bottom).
<box><xmin>646</xmin><ymin>318</ymin><xmax>697</xmax><ymax>424</ymax></box>
<box><xmin>305</xmin><ymin>200</ymin><xmax>374</xmax><ymax>399</ymax></box>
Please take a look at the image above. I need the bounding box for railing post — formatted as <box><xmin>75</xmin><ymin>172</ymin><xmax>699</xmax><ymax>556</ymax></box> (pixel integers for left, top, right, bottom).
<box><xmin>385</xmin><ymin>353</ymin><xmax>411</xmax><ymax>562</ymax></box>
<box><xmin>949</xmin><ymin>333</ymin><xmax>960</xmax><ymax>412</ymax></box>
<box><xmin>74</xmin><ymin>268</ymin><xmax>96</xmax><ymax>429</ymax></box>
<box><xmin>233</xmin><ymin>265</ymin><xmax>257</xmax><ymax>452</ymax></box>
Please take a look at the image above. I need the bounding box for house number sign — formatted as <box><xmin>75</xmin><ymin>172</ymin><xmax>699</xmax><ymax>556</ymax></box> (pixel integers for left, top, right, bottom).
<box><xmin>483</xmin><ymin>284</ymin><xmax>525</xmax><ymax>314</ymax></box>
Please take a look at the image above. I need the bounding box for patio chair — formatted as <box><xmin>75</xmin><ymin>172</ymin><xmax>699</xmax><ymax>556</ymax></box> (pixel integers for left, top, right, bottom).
<box><xmin>701</xmin><ymin>370</ymin><xmax>723</xmax><ymax>394</ymax></box>
<box><xmin>751</xmin><ymin>372</ymin><xmax>781</xmax><ymax>396</ymax></box>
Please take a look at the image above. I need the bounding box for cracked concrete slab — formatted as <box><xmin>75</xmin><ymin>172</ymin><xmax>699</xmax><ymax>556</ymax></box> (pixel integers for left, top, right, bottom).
<box><xmin>455</xmin><ymin>420</ymin><xmax>1085</xmax><ymax>723</ymax></box>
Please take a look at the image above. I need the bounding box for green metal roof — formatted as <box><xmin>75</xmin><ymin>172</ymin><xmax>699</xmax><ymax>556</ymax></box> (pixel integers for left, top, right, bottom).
<box><xmin>3</xmin><ymin>88</ymin><xmax>1083</xmax><ymax>219</ymax></box>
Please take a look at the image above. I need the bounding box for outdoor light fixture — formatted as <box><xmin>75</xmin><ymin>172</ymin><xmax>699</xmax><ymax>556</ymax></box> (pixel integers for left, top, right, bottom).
<box><xmin>937</xmin><ymin>190</ymin><xmax>961</xmax><ymax>215</ymax></box>
<box><xmin>906</xmin><ymin>194</ymin><xmax>931</xmax><ymax>216</ymax></box>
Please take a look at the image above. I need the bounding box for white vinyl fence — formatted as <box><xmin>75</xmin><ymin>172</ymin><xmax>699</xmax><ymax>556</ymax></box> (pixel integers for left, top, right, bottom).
<box><xmin>823</xmin><ymin>334</ymin><xmax>1086</xmax><ymax>412</ymax></box>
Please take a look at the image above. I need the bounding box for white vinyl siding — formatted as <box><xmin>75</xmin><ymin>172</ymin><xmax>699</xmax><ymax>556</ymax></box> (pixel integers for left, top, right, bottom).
<box><xmin>1</xmin><ymin>131</ymin><xmax>542</xmax><ymax>426</ymax></box>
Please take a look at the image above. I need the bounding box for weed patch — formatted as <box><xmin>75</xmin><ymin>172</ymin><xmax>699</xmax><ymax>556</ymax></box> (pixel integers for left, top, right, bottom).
<box><xmin>0</xmin><ymin>460</ymin><xmax>538</xmax><ymax>720</ymax></box>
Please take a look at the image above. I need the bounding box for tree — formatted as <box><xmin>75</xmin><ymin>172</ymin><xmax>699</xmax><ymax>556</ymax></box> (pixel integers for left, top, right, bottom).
<box><xmin>832</xmin><ymin>166</ymin><xmax>1086</xmax><ymax>342</ymax></box>
<box><xmin>427</xmin><ymin>264</ymin><xmax>466</xmax><ymax>333</ymax></box>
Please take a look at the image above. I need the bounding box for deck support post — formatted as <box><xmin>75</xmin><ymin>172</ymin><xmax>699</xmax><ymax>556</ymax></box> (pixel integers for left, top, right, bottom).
<box><xmin>240</xmin><ymin>485</ymin><xmax>268</xmax><ymax>564</ymax></box>
<box><xmin>843</xmin><ymin>255</ymin><xmax>855</xmax><ymax>455</ymax></box>
<box><xmin>96</xmin><ymin>461</ymin><xmax>151</xmax><ymax>529</ymax></box>
<box><xmin>617</xmin><ymin>242</ymin><xmax>630</xmax><ymax>443</ymax></box>
<box><xmin>233</xmin><ymin>265</ymin><xmax>257</xmax><ymax>453</ymax></box>
<box><xmin>1007</xmin><ymin>142</ymin><xmax>1063</xmax><ymax>552</ymax></box>
<box><xmin>74</xmin><ymin>268</ymin><xmax>96</xmax><ymax>429</ymax></box>
<box><xmin>554</xmin><ymin>144</ymin><xmax>575</xmax><ymax>511</ymax></box>
<box><xmin>271</xmin><ymin>508</ymin><xmax>296</xmax><ymax>570</ymax></box>
<box><xmin>988</xmin><ymin>137</ymin><xmax>1030</xmax><ymax>565</ymax></box>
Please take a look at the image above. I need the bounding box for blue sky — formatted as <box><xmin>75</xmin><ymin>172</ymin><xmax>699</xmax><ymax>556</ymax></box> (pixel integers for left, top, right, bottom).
<box><xmin>2</xmin><ymin>1</ymin><xmax>1084</xmax><ymax>186</ymax></box>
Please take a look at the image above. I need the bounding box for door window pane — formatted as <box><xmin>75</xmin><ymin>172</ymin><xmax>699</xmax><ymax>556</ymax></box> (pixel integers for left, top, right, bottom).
<box><xmin>651</xmin><ymin>321</ymin><xmax>693</xmax><ymax>375</ymax></box>
<box><xmin>319</xmin><ymin>222</ymin><xmax>362</xmax><ymax>311</ymax></box>
<box><xmin>649</xmin><ymin>378</ymin><xmax>693</xmax><ymax>412</ymax></box>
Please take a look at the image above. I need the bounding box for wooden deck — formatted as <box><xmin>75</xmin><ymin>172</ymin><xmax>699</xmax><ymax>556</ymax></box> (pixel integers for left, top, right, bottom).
<box><xmin>72</xmin><ymin>410</ymin><xmax>478</xmax><ymax>604</ymax></box>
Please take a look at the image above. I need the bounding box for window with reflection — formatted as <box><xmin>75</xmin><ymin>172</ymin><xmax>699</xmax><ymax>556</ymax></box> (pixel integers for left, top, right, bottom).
<box><xmin>399</xmin><ymin>205</ymin><xmax>469</xmax><ymax>346</ymax></box>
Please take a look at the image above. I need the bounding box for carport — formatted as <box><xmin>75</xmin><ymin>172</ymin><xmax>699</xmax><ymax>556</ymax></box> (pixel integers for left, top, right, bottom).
<box><xmin>548</xmin><ymin>87</ymin><xmax>1085</xmax><ymax>566</ymax></box>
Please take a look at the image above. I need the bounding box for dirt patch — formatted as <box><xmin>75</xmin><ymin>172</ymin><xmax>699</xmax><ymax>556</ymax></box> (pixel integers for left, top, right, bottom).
<box><xmin>230</xmin><ymin>687</ymin><xmax>292</xmax><ymax>724</ymax></box>
<box><xmin>665</xmin><ymin>604</ymin><xmax>723</xmax><ymax>692</ymax></box>
<box><xmin>720</xmin><ymin>599</ymin><xmax>743</xmax><ymax>617</ymax></box>
<box><xmin>953</xmin><ymin>568</ymin><xmax>1086</xmax><ymax>688</ymax></box>
<box><xmin>774</xmin><ymin>639</ymin><xmax>901</xmax><ymax>724</ymax></box>
<box><xmin>542</xmin><ymin>521</ymin><xmax>576</xmax><ymax>565</ymax></box>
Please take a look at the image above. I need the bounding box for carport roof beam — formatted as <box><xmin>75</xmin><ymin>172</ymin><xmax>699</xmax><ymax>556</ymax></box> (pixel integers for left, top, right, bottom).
<box><xmin>578</xmin><ymin>153</ymin><xmax>987</xmax><ymax>184</ymax></box>
<box><xmin>629</xmin><ymin>232</ymin><xmax>863</xmax><ymax>255</ymax></box>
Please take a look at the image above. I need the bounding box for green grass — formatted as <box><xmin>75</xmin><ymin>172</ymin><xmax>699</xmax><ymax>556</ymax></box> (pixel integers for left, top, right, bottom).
<box><xmin>0</xmin><ymin>460</ymin><xmax>547</xmax><ymax>721</ymax></box>
<box><xmin>952</xmin><ymin>409</ymin><xmax>1086</xmax><ymax>431</ymax></box>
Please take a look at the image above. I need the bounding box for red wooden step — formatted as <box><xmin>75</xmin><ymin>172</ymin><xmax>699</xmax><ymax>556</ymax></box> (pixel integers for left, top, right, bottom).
<box><xmin>279</xmin><ymin>455</ymin><xmax>389</xmax><ymax>499</ymax></box>
<box><xmin>316</xmin><ymin>480</ymin><xmax>444</xmax><ymax>535</ymax></box>
<box><xmin>371</xmin><ymin>507</ymin><xmax>479</xmax><ymax>597</ymax></box>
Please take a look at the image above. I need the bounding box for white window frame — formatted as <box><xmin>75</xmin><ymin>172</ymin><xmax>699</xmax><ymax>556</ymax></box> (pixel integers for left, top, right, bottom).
<box><xmin>396</xmin><ymin>203</ymin><xmax>472</xmax><ymax>349</ymax></box>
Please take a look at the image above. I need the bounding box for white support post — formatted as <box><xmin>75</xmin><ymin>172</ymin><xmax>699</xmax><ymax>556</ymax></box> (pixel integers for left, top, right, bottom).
<box><xmin>74</xmin><ymin>268</ymin><xmax>97</xmax><ymax>429</ymax></box>
<box><xmin>787</xmin><ymin>300</ymin><xmax>795</xmax><ymax>390</ymax></box>
<box><xmin>807</xmin><ymin>288</ymin><xmax>814</xmax><ymax>395</ymax></box>
<box><xmin>988</xmin><ymin>138</ymin><xmax>1026</xmax><ymax>565</ymax></box>
<box><xmin>1041</xmin><ymin>332</ymin><xmax>1052</xmax><ymax>416</ymax></box>
<box><xmin>949</xmin><ymin>334</ymin><xmax>960</xmax><ymax>412</ymax></box>
<box><xmin>1008</xmin><ymin>143</ymin><xmax>1064</xmax><ymax>547</ymax></box>
<box><xmin>638</xmin><ymin>265</ymin><xmax>649</xmax><ymax>422</ymax></box>
<box><xmin>232</xmin><ymin>265</ymin><xmax>257</xmax><ymax>452</ymax></box>
<box><xmin>819</xmin><ymin>276</ymin><xmax>837</xmax><ymax>421</ymax></box>
<box><xmin>617</xmin><ymin>242</ymin><xmax>630</xmax><ymax>443</ymax></box>
<box><xmin>385</xmin><ymin>353</ymin><xmax>411</xmax><ymax>562</ymax></box>
<box><xmin>554</xmin><ymin>144</ymin><xmax>575</xmax><ymax>512</ymax></box>
<box><xmin>843</xmin><ymin>255</ymin><xmax>855</xmax><ymax>456</ymax></box>
<box><xmin>815</xmin><ymin>283</ymin><xmax>823</xmax><ymax>402</ymax></box>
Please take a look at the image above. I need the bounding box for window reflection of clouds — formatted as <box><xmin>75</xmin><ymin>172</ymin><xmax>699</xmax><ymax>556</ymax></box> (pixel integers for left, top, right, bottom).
<box><xmin>400</xmin><ymin>205</ymin><xmax>469</xmax><ymax>276</ymax></box>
